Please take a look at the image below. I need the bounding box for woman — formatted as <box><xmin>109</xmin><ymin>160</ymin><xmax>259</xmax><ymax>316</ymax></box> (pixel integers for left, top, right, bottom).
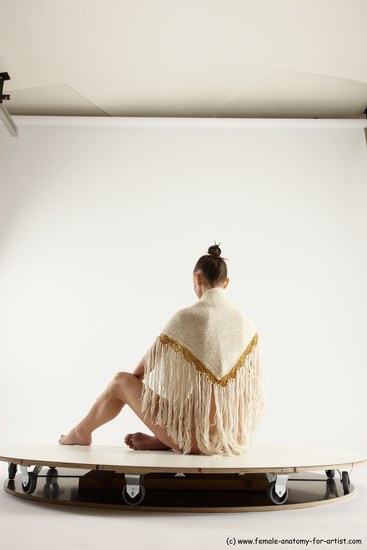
<box><xmin>59</xmin><ymin>243</ymin><xmax>266</xmax><ymax>455</ymax></box>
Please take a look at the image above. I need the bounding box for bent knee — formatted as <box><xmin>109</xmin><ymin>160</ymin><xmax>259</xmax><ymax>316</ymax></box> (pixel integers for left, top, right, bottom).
<box><xmin>113</xmin><ymin>371</ymin><xmax>126</xmax><ymax>384</ymax></box>
<box><xmin>112</xmin><ymin>370</ymin><xmax>142</xmax><ymax>395</ymax></box>
<box><xmin>112</xmin><ymin>371</ymin><xmax>136</xmax><ymax>386</ymax></box>
<box><xmin>110</xmin><ymin>372</ymin><xmax>137</xmax><ymax>397</ymax></box>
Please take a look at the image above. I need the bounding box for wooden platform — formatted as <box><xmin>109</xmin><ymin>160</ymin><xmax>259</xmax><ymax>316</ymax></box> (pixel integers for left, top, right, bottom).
<box><xmin>1</xmin><ymin>444</ymin><xmax>366</xmax><ymax>473</ymax></box>
<box><xmin>1</xmin><ymin>445</ymin><xmax>366</xmax><ymax>512</ymax></box>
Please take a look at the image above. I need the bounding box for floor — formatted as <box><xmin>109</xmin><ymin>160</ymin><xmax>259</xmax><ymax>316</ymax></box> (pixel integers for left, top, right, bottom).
<box><xmin>0</xmin><ymin>462</ymin><xmax>366</xmax><ymax>550</ymax></box>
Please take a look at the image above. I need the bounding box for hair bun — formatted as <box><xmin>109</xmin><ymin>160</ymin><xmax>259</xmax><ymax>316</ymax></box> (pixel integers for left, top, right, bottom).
<box><xmin>208</xmin><ymin>242</ymin><xmax>222</xmax><ymax>258</ymax></box>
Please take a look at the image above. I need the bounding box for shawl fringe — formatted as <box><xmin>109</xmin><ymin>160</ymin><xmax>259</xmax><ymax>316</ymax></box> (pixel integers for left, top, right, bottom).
<box><xmin>140</xmin><ymin>333</ymin><xmax>266</xmax><ymax>456</ymax></box>
<box><xmin>159</xmin><ymin>332</ymin><xmax>258</xmax><ymax>387</ymax></box>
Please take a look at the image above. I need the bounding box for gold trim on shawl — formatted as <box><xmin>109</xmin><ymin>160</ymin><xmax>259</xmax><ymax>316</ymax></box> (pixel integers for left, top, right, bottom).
<box><xmin>159</xmin><ymin>332</ymin><xmax>258</xmax><ymax>388</ymax></box>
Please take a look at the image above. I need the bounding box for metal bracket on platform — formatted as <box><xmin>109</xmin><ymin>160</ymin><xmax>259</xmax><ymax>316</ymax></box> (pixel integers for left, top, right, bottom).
<box><xmin>20</xmin><ymin>465</ymin><xmax>43</xmax><ymax>494</ymax></box>
<box><xmin>266</xmin><ymin>473</ymin><xmax>289</xmax><ymax>498</ymax></box>
<box><xmin>337</xmin><ymin>469</ymin><xmax>352</xmax><ymax>494</ymax></box>
<box><xmin>20</xmin><ymin>465</ymin><xmax>43</xmax><ymax>487</ymax></box>
<box><xmin>122</xmin><ymin>473</ymin><xmax>146</xmax><ymax>505</ymax></box>
<box><xmin>124</xmin><ymin>474</ymin><xmax>143</xmax><ymax>499</ymax></box>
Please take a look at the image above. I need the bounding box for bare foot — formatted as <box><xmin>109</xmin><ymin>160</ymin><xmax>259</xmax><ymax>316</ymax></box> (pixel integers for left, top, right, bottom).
<box><xmin>59</xmin><ymin>427</ymin><xmax>92</xmax><ymax>446</ymax></box>
<box><xmin>124</xmin><ymin>432</ymin><xmax>171</xmax><ymax>451</ymax></box>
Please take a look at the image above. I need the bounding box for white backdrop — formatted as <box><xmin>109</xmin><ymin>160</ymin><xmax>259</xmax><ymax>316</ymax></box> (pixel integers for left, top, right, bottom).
<box><xmin>0</xmin><ymin>116</ymin><xmax>366</xmax><ymax>452</ymax></box>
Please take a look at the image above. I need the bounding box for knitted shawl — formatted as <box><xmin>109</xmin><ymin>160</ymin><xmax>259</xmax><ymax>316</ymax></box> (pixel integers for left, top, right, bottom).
<box><xmin>140</xmin><ymin>287</ymin><xmax>266</xmax><ymax>456</ymax></box>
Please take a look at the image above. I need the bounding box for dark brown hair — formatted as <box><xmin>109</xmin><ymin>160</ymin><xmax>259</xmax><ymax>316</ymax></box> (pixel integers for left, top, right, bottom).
<box><xmin>193</xmin><ymin>241</ymin><xmax>229</xmax><ymax>286</ymax></box>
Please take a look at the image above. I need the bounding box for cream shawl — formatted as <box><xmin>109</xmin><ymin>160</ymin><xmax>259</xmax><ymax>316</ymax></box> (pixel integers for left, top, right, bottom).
<box><xmin>140</xmin><ymin>287</ymin><xmax>266</xmax><ymax>456</ymax></box>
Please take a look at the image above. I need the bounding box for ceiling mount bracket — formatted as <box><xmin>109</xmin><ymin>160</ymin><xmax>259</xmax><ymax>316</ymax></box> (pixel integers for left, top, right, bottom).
<box><xmin>0</xmin><ymin>72</ymin><xmax>18</xmax><ymax>137</ymax></box>
<box><xmin>0</xmin><ymin>71</ymin><xmax>11</xmax><ymax>102</ymax></box>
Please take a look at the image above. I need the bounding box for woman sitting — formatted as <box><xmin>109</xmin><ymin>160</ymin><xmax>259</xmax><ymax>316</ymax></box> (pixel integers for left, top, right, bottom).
<box><xmin>59</xmin><ymin>243</ymin><xmax>266</xmax><ymax>455</ymax></box>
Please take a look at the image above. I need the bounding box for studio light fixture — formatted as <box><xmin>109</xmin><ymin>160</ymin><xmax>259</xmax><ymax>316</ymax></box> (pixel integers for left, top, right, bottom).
<box><xmin>0</xmin><ymin>72</ymin><xmax>18</xmax><ymax>137</ymax></box>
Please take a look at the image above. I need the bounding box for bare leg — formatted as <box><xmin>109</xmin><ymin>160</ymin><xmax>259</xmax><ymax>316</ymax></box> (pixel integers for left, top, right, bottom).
<box><xmin>59</xmin><ymin>372</ymin><xmax>202</xmax><ymax>454</ymax></box>
<box><xmin>59</xmin><ymin>376</ymin><xmax>127</xmax><ymax>445</ymax></box>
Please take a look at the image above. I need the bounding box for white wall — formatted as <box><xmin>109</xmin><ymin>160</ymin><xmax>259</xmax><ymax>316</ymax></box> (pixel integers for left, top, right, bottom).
<box><xmin>0</xmin><ymin>117</ymin><xmax>366</xmax><ymax>452</ymax></box>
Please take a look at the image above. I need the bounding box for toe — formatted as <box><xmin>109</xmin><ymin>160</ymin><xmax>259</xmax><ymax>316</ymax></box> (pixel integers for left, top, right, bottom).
<box><xmin>124</xmin><ymin>434</ymin><xmax>135</xmax><ymax>448</ymax></box>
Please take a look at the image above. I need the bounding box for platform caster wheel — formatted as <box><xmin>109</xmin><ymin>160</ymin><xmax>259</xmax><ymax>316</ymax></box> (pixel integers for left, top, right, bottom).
<box><xmin>22</xmin><ymin>472</ymin><xmax>38</xmax><ymax>495</ymax></box>
<box><xmin>122</xmin><ymin>484</ymin><xmax>146</xmax><ymax>506</ymax></box>
<box><xmin>8</xmin><ymin>463</ymin><xmax>17</xmax><ymax>480</ymax></box>
<box><xmin>326</xmin><ymin>479</ymin><xmax>337</xmax><ymax>498</ymax></box>
<box><xmin>267</xmin><ymin>481</ymin><xmax>289</xmax><ymax>505</ymax></box>
<box><xmin>46</xmin><ymin>468</ymin><xmax>59</xmax><ymax>484</ymax></box>
<box><xmin>342</xmin><ymin>471</ymin><xmax>350</xmax><ymax>494</ymax></box>
<box><xmin>325</xmin><ymin>469</ymin><xmax>335</xmax><ymax>479</ymax></box>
